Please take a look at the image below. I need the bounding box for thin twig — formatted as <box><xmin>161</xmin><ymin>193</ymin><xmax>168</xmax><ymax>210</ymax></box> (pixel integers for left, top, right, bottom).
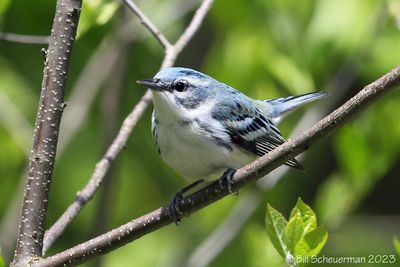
<box><xmin>32</xmin><ymin>66</ymin><xmax>400</xmax><ymax>267</ymax></box>
<box><xmin>174</xmin><ymin>0</ymin><xmax>214</xmax><ymax>54</ymax></box>
<box><xmin>162</xmin><ymin>0</ymin><xmax>214</xmax><ymax>68</ymax></box>
<box><xmin>12</xmin><ymin>0</ymin><xmax>82</xmax><ymax>266</ymax></box>
<box><xmin>43</xmin><ymin>0</ymin><xmax>214</xmax><ymax>253</ymax></box>
<box><xmin>0</xmin><ymin>32</ymin><xmax>49</xmax><ymax>44</ymax></box>
<box><xmin>121</xmin><ymin>0</ymin><xmax>171</xmax><ymax>49</ymax></box>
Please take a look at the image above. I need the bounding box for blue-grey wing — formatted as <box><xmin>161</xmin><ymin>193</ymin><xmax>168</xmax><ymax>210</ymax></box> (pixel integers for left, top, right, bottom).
<box><xmin>212</xmin><ymin>97</ymin><xmax>303</xmax><ymax>170</ymax></box>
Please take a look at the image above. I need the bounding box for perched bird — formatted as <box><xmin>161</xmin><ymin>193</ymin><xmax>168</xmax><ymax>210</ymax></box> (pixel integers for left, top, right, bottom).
<box><xmin>137</xmin><ymin>67</ymin><xmax>327</xmax><ymax>221</ymax></box>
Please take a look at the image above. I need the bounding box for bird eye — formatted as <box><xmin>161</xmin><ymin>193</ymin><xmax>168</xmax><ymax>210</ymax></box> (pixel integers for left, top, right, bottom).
<box><xmin>173</xmin><ymin>80</ymin><xmax>187</xmax><ymax>92</ymax></box>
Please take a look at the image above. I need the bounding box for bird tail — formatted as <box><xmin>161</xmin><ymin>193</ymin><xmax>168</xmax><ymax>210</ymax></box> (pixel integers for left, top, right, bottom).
<box><xmin>263</xmin><ymin>91</ymin><xmax>328</xmax><ymax>123</ymax></box>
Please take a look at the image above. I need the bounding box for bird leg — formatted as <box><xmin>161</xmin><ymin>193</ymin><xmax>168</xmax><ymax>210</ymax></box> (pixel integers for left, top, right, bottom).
<box><xmin>167</xmin><ymin>179</ymin><xmax>205</xmax><ymax>225</ymax></box>
<box><xmin>219</xmin><ymin>168</ymin><xmax>238</xmax><ymax>195</ymax></box>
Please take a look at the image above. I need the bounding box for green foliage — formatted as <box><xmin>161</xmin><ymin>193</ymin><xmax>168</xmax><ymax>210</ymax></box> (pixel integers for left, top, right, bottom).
<box><xmin>266</xmin><ymin>198</ymin><xmax>328</xmax><ymax>266</ymax></box>
<box><xmin>0</xmin><ymin>255</ymin><xmax>4</xmax><ymax>267</ymax></box>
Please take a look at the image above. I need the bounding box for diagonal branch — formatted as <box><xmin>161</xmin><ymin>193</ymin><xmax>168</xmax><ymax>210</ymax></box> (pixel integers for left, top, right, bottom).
<box><xmin>12</xmin><ymin>0</ymin><xmax>82</xmax><ymax>266</ymax></box>
<box><xmin>42</xmin><ymin>0</ymin><xmax>214</xmax><ymax>254</ymax></box>
<box><xmin>32</xmin><ymin>66</ymin><xmax>400</xmax><ymax>267</ymax></box>
<box><xmin>174</xmin><ymin>0</ymin><xmax>214</xmax><ymax>52</ymax></box>
<box><xmin>162</xmin><ymin>0</ymin><xmax>214</xmax><ymax>68</ymax></box>
<box><xmin>121</xmin><ymin>0</ymin><xmax>171</xmax><ymax>49</ymax></box>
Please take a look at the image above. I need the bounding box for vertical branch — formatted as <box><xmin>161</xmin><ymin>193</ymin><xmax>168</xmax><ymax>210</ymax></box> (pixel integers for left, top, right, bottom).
<box><xmin>12</xmin><ymin>0</ymin><xmax>82</xmax><ymax>265</ymax></box>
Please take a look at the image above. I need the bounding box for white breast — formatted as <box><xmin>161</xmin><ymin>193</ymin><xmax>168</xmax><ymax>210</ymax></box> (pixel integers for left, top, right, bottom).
<box><xmin>150</xmin><ymin>92</ymin><xmax>256</xmax><ymax>180</ymax></box>
<box><xmin>152</xmin><ymin>113</ymin><xmax>255</xmax><ymax>180</ymax></box>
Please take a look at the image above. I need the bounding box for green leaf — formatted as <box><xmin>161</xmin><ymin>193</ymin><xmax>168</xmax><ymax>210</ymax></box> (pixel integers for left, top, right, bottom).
<box><xmin>295</xmin><ymin>225</ymin><xmax>328</xmax><ymax>257</ymax></box>
<box><xmin>290</xmin><ymin>198</ymin><xmax>317</xmax><ymax>233</ymax></box>
<box><xmin>266</xmin><ymin>204</ymin><xmax>288</xmax><ymax>258</ymax></box>
<box><xmin>394</xmin><ymin>236</ymin><xmax>400</xmax><ymax>256</ymax></box>
<box><xmin>283</xmin><ymin>210</ymin><xmax>304</xmax><ymax>254</ymax></box>
<box><xmin>0</xmin><ymin>255</ymin><xmax>4</xmax><ymax>267</ymax></box>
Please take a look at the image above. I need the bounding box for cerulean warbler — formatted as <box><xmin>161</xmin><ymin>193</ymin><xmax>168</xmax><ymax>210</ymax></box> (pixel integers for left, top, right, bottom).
<box><xmin>137</xmin><ymin>67</ymin><xmax>326</xmax><ymax>221</ymax></box>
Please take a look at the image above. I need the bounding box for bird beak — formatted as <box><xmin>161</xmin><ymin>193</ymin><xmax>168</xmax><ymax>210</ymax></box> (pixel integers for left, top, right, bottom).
<box><xmin>136</xmin><ymin>78</ymin><xmax>162</xmax><ymax>91</ymax></box>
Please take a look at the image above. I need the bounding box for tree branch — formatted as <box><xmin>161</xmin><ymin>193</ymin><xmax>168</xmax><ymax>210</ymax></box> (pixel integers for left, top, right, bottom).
<box><xmin>32</xmin><ymin>66</ymin><xmax>400</xmax><ymax>267</ymax></box>
<box><xmin>120</xmin><ymin>0</ymin><xmax>171</xmax><ymax>49</ymax></box>
<box><xmin>11</xmin><ymin>0</ymin><xmax>82</xmax><ymax>266</ymax></box>
<box><xmin>42</xmin><ymin>0</ymin><xmax>214</xmax><ymax>254</ymax></box>
<box><xmin>162</xmin><ymin>0</ymin><xmax>214</xmax><ymax>68</ymax></box>
<box><xmin>0</xmin><ymin>32</ymin><xmax>49</xmax><ymax>44</ymax></box>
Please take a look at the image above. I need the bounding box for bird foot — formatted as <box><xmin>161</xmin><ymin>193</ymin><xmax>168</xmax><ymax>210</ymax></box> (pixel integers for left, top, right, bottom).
<box><xmin>167</xmin><ymin>191</ymin><xmax>183</xmax><ymax>225</ymax></box>
<box><xmin>167</xmin><ymin>179</ymin><xmax>205</xmax><ymax>225</ymax></box>
<box><xmin>219</xmin><ymin>168</ymin><xmax>238</xmax><ymax>195</ymax></box>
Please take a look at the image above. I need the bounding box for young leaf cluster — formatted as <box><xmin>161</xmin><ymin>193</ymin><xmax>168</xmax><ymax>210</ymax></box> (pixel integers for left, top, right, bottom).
<box><xmin>266</xmin><ymin>198</ymin><xmax>328</xmax><ymax>266</ymax></box>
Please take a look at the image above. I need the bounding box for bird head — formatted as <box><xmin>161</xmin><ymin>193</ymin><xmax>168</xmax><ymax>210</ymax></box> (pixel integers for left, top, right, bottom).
<box><xmin>137</xmin><ymin>67</ymin><xmax>219</xmax><ymax>116</ymax></box>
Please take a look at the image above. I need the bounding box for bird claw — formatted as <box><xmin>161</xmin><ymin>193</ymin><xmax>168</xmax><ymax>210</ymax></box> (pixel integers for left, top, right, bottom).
<box><xmin>219</xmin><ymin>168</ymin><xmax>238</xmax><ymax>195</ymax></box>
<box><xmin>167</xmin><ymin>179</ymin><xmax>205</xmax><ymax>225</ymax></box>
<box><xmin>167</xmin><ymin>192</ymin><xmax>183</xmax><ymax>225</ymax></box>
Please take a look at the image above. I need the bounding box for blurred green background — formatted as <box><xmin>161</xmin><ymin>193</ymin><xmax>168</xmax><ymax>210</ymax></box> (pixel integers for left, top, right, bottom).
<box><xmin>1</xmin><ymin>0</ymin><xmax>400</xmax><ymax>266</ymax></box>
